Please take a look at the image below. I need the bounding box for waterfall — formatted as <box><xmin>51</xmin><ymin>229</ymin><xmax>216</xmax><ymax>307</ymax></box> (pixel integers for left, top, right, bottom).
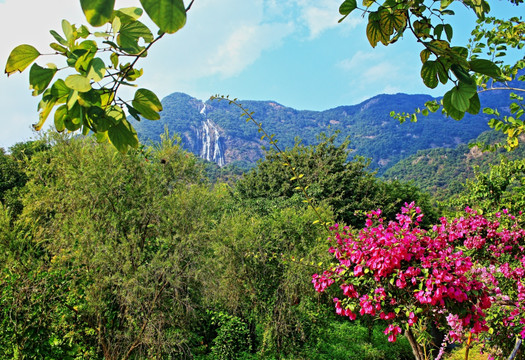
<box><xmin>200</xmin><ymin>120</ymin><xmax>212</xmax><ymax>160</ymax></box>
<box><xmin>196</xmin><ymin>106</ymin><xmax>225</xmax><ymax>166</ymax></box>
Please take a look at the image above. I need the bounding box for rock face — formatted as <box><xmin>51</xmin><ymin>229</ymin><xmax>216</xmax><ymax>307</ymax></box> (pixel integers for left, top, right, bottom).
<box><xmin>134</xmin><ymin>93</ymin><xmax>264</xmax><ymax>168</ymax></box>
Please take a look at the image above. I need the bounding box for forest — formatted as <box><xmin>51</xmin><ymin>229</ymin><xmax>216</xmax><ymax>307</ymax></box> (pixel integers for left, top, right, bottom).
<box><xmin>1</xmin><ymin>128</ymin><xmax>524</xmax><ymax>359</ymax></box>
<box><xmin>2</xmin><ymin>0</ymin><xmax>525</xmax><ymax>359</ymax></box>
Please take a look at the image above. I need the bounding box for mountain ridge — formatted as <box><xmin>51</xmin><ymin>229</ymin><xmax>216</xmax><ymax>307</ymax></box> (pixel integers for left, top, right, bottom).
<box><xmin>133</xmin><ymin>83</ymin><xmax>521</xmax><ymax>174</ymax></box>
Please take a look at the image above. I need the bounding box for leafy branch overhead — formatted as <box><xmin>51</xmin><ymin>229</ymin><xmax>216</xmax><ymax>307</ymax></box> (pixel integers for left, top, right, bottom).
<box><xmin>338</xmin><ymin>0</ymin><xmax>524</xmax><ymax>146</ymax></box>
<box><xmin>4</xmin><ymin>0</ymin><xmax>189</xmax><ymax>153</ymax></box>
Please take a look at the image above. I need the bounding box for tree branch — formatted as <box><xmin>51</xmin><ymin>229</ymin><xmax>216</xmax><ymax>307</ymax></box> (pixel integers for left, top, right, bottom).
<box><xmin>478</xmin><ymin>87</ymin><xmax>525</xmax><ymax>93</ymax></box>
<box><xmin>122</xmin><ymin>279</ymin><xmax>169</xmax><ymax>360</ymax></box>
<box><xmin>186</xmin><ymin>0</ymin><xmax>196</xmax><ymax>12</ymax></box>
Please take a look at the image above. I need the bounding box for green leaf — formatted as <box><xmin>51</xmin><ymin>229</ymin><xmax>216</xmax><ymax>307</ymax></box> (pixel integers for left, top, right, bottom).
<box><xmin>379</xmin><ymin>10</ymin><xmax>406</xmax><ymax>35</ymax></box>
<box><xmin>67</xmin><ymin>90</ymin><xmax>79</xmax><ymax>110</ymax></box>
<box><xmin>469</xmin><ymin>0</ymin><xmax>490</xmax><ymax>17</ymax></box>
<box><xmin>140</xmin><ymin>0</ymin><xmax>186</xmax><ymax>34</ymax></box>
<box><xmin>5</xmin><ymin>45</ymin><xmax>41</xmax><ymax>76</ymax></box>
<box><xmin>451</xmin><ymin>46</ymin><xmax>468</xmax><ymax>60</ymax></box>
<box><xmin>78</xmin><ymin>89</ymin><xmax>102</xmax><ymax>108</ymax></box>
<box><xmin>86</xmin><ymin>106</ymin><xmax>108</xmax><ymax>132</ymax></box>
<box><xmin>86</xmin><ymin>58</ymin><xmax>106</xmax><ymax>82</ymax></box>
<box><xmin>50</xmin><ymin>43</ymin><xmax>68</xmax><ymax>53</ymax></box>
<box><xmin>450</xmin><ymin>64</ymin><xmax>474</xmax><ymax>85</ymax></box>
<box><xmin>73</xmin><ymin>40</ymin><xmax>98</xmax><ymax>72</ymax></box>
<box><xmin>78</xmin><ymin>25</ymin><xmax>90</xmax><ymax>38</ymax></box>
<box><xmin>339</xmin><ymin>0</ymin><xmax>357</xmax><ymax>15</ymax></box>
<box><xmin>466</xmin><ymin>92</ymin><xmax>481</xmax><ymax>115</ymax></box>
<box><xmin>54</xmin><ymin>105</ymin><xmax>68</xmax><ymax>132</ymax></box>
<box><xmin>80</xmin><ymin>0</ymin><xmax>115</xmax><ymax>27</ymax></box>
<box><xmin>110</xmin><ymin>53</ymin><xmax>119</xmax><ymax>68</ymax></box>
<box><xmin>113</xmin><ymin>7</ymin><xmax>144</xmax><ymax>24</ymax></box>
<box><xmin>29</xmin><ymin>63</ymin><xmax>57</xmax><ymax>96</ymax></box>
<box><xmin>436</xmin><ymin>61</ymin><xmax>449</xmax><ymax>84</ymax></box>
<box><xmin>62</xmin><ymin>19</ymin><xmax>74</xmax><ymax>44</ymax></box>
<box><xmin>442</xmin><ymin>89</ymin><xmax>466</xmax><ymax>120</ymax></box>
<box><xmin>95</xmin><ymin>131</ymin><xmax>109</xmax><ymax>143</ymax></box>
<box><xmin>469</xmin><ymin>59</ymin><xmax>501</xmax><ymax>79</ymax></box>
<box><xmin>51</xmin><ymin>79</ymin><xmax>71</xmax><ymax>103</ymax></box>
<box><xmin>105</xmin><ymin>105</ymin><xmax>126</xmax><ymax>124</ymax></box>
<box><xmin>64</xmin><ymin>103</ymin><xmax>83</xmax><ymax>131</ymax></box>
<box><xmin>425</xmin><ymin>100</ymin><xmax>440</xmax><ymax>113</ymax></box>
<box><xmin>126</xmin><ymin>104</ymin><xmax>141</xmax><ymax>121</ymax></box>
<box><xmin>50</xmin><ymin>30</ymin><xmax>68</xmax><ymax>46</ymax></box>
<box><xmin>450</xmin><ymin>83</ymin><xmax>476</xmax><ymax>112</ymax></box>
<box><xmin>366</xmin><ymin>16</ymin><xmax>388</xmax><ymax>47</ymax></box>
<box><xmin>112</xmin><ymin>16</ymin><xmax>122</xmax><ymax>34</ymax></box>
<box><xmin>108</xmin><ymin>118</ymin><xmax>139</xmax><ymax>153</ymax></box>
<box><xmin>444</xmin><ymin>24</ymin><xmax>453</xmax><ymax>42</ymax></box>
<box><xmin>125</xmin><ymin>68</ymin><xmax>143</xmax><ymax>81</ymax></box>
<box><xmin>65</xmin><ymin>75</ymin><xmax>92</xmax><ymax>93</ymax></box>
<box><xmin>421</xmin><ymin>61</ymin><xmax>439</xmax><ymax>88</ymax></box>
<box><xmin>132</xmin><ymin>88</ymin><xmax>162</xmax><ymax>120</ymax></box>
<box><xmin>420</xmin><ymin>49</ymin><xmax>431</xmax><ymax>64</ymax></box>
<box><xmin>440</xmin><ymin>0</ymin><xmax>453</xmax><ymax>10</ymax></box>
<box><xmin>35</xmin><ymin>92</ymin><xmax>57</xmax><ymax>131</ymax></box>
<box><xmin>434</xmin><ymin>24</ymin><xmax>444</xmax><ymax>39</ymax></box>
<box><xmin>117</xmin><ymin>21</ymin><xmax>154</xmax><ymax>54</ymax></box>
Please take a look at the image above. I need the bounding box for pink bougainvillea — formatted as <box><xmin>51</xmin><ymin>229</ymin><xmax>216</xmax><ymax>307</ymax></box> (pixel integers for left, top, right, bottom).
<box><xmin>313</xmin><ymin>202</ymin><xmax>525</xmax><ymax>357</ymax></box>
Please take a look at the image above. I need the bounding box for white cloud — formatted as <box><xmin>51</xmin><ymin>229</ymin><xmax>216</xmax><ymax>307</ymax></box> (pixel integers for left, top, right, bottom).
<box><xmin>381</xmin><ymin>84</ymin><xmax>403</xmax><ymax>94</ymax></box>
<box><xmin>338</xmin><ymin>51</ymin><xmax>401</xmax><ymax>84</ymax></box>
<box><xmin>290</xmin><ymin>0</ymin><xmax>363</xmax><ymax>39</ymax></box>
<box><xmin>337</xmin><ymin>49</ymin><xmax>424</xmax><ymax>102</ymax></box>
<box><xmin>338</xmin><ymin>50</ymin><xmax>380</xmax><ymax>71</ymax></box>
<box><xmin>207</xmin><ymin>22</ymin><xmax>294</xmax><ymax>78</ymax></box>
<box><xmin>136</xmin><ymin>0</ymin><xmax>295</xmax><ymax>97</ymax></box>
<box><xmin>301</xmin><ymin>4</ymin><xmax>340</xmax><ymax>38</ymax></box>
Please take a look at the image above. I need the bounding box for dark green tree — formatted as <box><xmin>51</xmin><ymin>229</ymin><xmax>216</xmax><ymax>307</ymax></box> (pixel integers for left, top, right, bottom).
<box><xmin>0</xmin><ymin>133</ymin><xmax>222</xmax><ymax>359</ymax></box>
<box><xmin>235</xmin><ymin>134</ymin><xmax>437</xmax><ymax>227</ymax></box>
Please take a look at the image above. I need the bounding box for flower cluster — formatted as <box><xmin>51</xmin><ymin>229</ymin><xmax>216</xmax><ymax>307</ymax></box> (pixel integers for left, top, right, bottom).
<box><xmin>313</xmin><ymin>203</ymin><xmax>525</xmax><ymax>355</ymax></box>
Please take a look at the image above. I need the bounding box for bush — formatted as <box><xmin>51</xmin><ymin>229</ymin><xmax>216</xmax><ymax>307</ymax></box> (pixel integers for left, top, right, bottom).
<box><xmin>208</xmin><ymin>311</ymin><xmax>252</xmax><ymax>360</ymax></box>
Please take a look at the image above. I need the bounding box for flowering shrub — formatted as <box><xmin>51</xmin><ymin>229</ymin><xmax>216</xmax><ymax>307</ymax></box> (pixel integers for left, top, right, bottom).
<box><xmin>313</xmin><ymin>202</ymin><xmax>525</xmax><ymax>359</ymax></box>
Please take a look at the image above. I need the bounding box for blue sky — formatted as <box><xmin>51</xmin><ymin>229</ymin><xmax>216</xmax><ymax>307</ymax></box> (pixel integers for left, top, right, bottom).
<box><xmin>0</xmin><ymin>0</ymin><xmax>518</xmax><ymax>149</ymax></box>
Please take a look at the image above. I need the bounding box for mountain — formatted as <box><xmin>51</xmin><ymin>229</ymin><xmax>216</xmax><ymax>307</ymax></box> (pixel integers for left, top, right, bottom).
<box><xmin>133</xmin><ymin>77</ymin><xmax>523</xmax><ymax>174</ymax></box>
<box><xmin>382</xmin><ymin>131</ymin><xmax>525</xmax><ymax>202</ymax></box>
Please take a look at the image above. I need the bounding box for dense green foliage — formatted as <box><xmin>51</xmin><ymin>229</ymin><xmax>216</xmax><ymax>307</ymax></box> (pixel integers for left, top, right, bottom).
<box><xmin>0</xmin><ymin>135</ymin><xmax>417</xmax><ymax>359</ymax></box>
<box><xmin>383</xmin><ymin>130</ymin><xmax>525</xmax><ymax>202</ymax></box>
<box><xmin>0</xmin><ymin>140</ymin><xmax>49</xmax><ymax>216</ymax></box>
<box><xmin>2</xmin><ymin>129</ymin><xmax>524</xmax><ymax>359</ymax></box>
<box><xmin>235</xmin><ymin>133</ymin><xmax>437</xmax><ymax>228</ymax></box>
<box><xmin>3</xmin><ymin>1</ymin><xmax>525</xmax><ymax>359</ymax></box>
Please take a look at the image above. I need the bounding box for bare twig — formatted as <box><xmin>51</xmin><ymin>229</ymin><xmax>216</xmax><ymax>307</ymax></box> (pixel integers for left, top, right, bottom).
<box><xmin>186</xmin><ymin>0</ymin><xmax>196</xmax><ymax>12</ymax></box>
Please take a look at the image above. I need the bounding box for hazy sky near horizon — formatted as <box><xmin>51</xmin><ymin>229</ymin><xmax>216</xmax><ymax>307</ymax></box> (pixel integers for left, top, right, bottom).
<box><xmin>0</xmin><ymin>0</ymin><xmax>519</xmax><ymax>149</ymax></box>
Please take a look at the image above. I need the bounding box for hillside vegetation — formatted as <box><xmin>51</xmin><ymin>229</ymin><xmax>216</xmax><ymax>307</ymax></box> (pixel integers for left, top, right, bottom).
<box><xmin>383</xmin><ymin>131</ymin><xmax>525</xmax><ymax>201</ymax></box>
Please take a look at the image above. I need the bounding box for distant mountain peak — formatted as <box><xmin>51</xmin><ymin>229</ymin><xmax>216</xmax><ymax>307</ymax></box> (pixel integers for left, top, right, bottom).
<box><xmin>135</xmin><ymin>88</ymin><xmax>516</xmax><ymax>173</ymax></box>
